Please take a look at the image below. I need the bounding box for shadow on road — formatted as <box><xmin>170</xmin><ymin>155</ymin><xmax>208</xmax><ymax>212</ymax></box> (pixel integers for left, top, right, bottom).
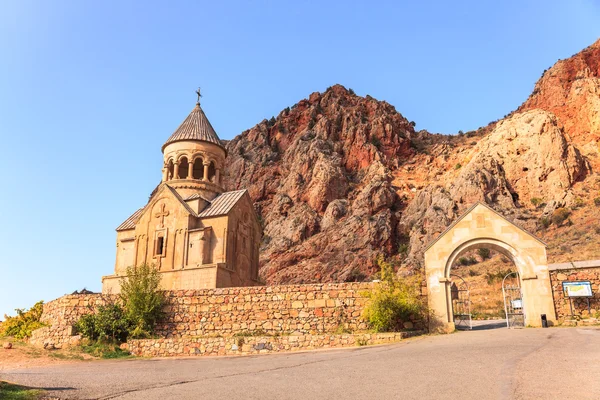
<box><xmin>456</xmin><ymin>319</ymin><xmax>507</xmax><ymax>331</ymax></box>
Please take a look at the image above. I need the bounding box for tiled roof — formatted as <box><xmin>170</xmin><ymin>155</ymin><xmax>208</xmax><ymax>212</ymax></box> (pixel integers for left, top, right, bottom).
<box><xmin>116</xmin><ymin>208</ymin><xmax>144</xmax><ymax>231</ymax></box>
<box><xmin>198</xmin><ymin>189</ymin><xmax>247</xmax><ymax>218</ymax></box>
<box><xmin>162</xmin><ymin>103</ymin><xmax>224</xmax><ymax>151</ymax></box>
<box><xmin>185</xmin><ymin>193</ymin><xmax>211</xmax><ymax>202</ymax></box>
<box><xmin>115</xmin><ymin>188</ymin><xmax>248</xmax><ymax>231</ymax></box>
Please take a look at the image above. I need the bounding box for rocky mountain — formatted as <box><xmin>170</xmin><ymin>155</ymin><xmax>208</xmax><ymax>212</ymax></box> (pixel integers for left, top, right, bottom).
<box><xmin>224</xmin><ymin>39</ymin><xmax>600</xmax><ymax>284</ymax></box>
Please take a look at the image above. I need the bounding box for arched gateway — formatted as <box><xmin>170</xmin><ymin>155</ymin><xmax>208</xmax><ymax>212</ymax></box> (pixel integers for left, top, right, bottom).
<box><xmin>424</xmin><ymin>202</ymin><xmax>556</xmax><ymax>333</ymax></box>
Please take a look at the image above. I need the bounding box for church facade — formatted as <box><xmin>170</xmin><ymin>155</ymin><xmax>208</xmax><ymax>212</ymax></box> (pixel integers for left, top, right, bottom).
<box><xmin>102</xmin><ymin>98</ymin><xmax>262</xmax><ymax>293</ymax></box>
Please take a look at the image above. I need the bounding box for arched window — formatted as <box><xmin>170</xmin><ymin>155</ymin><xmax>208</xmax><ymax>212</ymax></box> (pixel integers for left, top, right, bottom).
<box><xmin>193</xmin><ymin>157</ymin><xmax>204</xmax><ymax>180</ymax></box>
<box><xmin>167</xmin><ymin>160</ymin><xmax>174</xmax><ymax>181</ymax></box>
<box><xmin>208</xmin><ymin>161</ymin><xmax>216</xmax><ymax>182</ymax></box>
<box><xmin>178</xmin><ymin>157</ymin><xmax>189</xmax><ymax>179</ymax></box>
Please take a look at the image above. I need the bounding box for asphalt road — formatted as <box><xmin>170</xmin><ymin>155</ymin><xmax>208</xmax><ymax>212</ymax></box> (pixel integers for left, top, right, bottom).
<box><xmin>2</xmin><ymin>326</ymin><xmax>599</xmax><ymax>400</ymax></box>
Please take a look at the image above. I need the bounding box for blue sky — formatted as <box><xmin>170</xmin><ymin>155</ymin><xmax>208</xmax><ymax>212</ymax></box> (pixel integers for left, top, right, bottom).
<box><xmin>1</xmin><ymin>0</ymin><xmax>598</xmax><ymax>317</ymax></box>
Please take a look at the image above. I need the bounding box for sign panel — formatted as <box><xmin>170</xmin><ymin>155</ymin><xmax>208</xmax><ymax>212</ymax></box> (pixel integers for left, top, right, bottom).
<box><xmin>511</xmin><ymin>299</ymin><xmax>523</xmax><ymax>309</ymax></box>
<box><xmin>562</xmin><ymin>281</ymin><xmax>593</xmax><ymax>297</ymax></box>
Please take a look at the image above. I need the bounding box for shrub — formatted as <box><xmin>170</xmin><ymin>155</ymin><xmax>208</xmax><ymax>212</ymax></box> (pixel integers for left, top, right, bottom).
<box><xmin>594</xmin><ymin>197</ymin><xmax>600</xmax><ymax>207</ymax></box>
<box><xmin>468</xmin><ymin>269</ymin><xmax>479</xmax><ymax>277</ymax></box>
<box><xmin>455</xmin><ymin>163</ymin><xmax>462</xmax><ymax>170</ymax></box>
<box><xmin>119</xmin><ymin>263</ymin><xmax>165</xmax><ymax>339</ymax></box>
<box><xmin>540</xmin><ymin>217</ymin><xmax>551</xmax><ymax>229</ymax></box>
<box><xmin>75</xmin><ymin>302</ymin><xmax>130</xmax><ymax>343</ymax></box>
<box><xmin>530</xmin><ymin>197</ymin><xmax>543</xmax><ymax>208</ymax></box>
<box><xmin>458</xmin><ymin>256</ymin><xmax>477</xmax><ymax>266</ymax></box>
<box><xmin>362</xmin><ymin>256</ymin><xmax>426</xmax><ymax>332</ymax></box>
<box><xmin>485</xmin><ymin>269</ymin><xmax>513</xmax><ymax>285</ymax></box>
<box><xmin>370</xmin><ymin>136</ymin><xmax>381</xmax><ymax>148</ymax></box>
<box><xmin>0</xmin><ymin>301</ymin><xmax>45</xmax><ymax>339</ymax></box>
<box><xmin>572</xmin><ymin>197</ymin><xmax>585</xmax><ymax>209</ymax></box>
<box><xmin>477</xmin><ymin>248</ymin><xmax>491</xmax><ymax>260</ymax></box>
<box><xmin>398</xmin><ymin>243</ymin><xmax>409</xmax><ymax>256</ymax></box>
<box><xmin>551</xmin><ymin>208</ymin><xmax>571</xmax><ymax>226</ymax></box>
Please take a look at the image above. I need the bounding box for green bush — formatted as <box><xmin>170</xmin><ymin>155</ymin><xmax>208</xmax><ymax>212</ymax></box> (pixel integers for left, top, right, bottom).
<box><xmin>477</xmin><ymin>248</ymin><xmax>491</xmax><ymax>260</ymax></box>
<box><xmin>0</xmin><ymin>301</ymin><xmax>45</xmax><ymax>339</ymax></box>
<box><xmin>540</xmin><ymin>217</ymin><xmax>551</xmax><ymax>229</ymax></box>
<box><xmin>485</xmin><ymin>269</ymin><xmax>514</xmax><ymax>285</ymax></box>
<box><xmin>551</xmin><ymin>208</ymin><xmax>571</xmax><ymax>226</ymax></box>
<box><xmin>458</xmin><ymin>256</ymin><xmax>477</xmax><ymax>266</ymax></box>
<box><xmin>594</xmin><ymin>197</ymin><xmax>600</xmax><ymax>207</ymax></box>
<box><xmin>75</xmin><ymin>263</ymin><xmax>164</xmax><ymax>343</ymax></box>
<box><xmin>455</xmin><ymin>163</ymin><xmax>462</xmax><ymax>170</ymax></box>
<box><xmin>75</xmin><ymin>302</ymin><xmax>130</xmax><ymax>343</ymax></box>
<box><xmin>530</xmin><ymin>197</ymin><xmax>543</xmax><ymax>208</ymax></box>
<box><xmin>370</xmin><ymin>136</ymin><xmax>381</xmax><ymax>148</ymax></box>
<box><xmin>362</xmin><ymin>256</ymin><xmax>426</xmax><ymax>332</ymax></box>
<box><xmin>119</xmin><ymin>263</ymin><xmax>165</xmax><ymax>339</ymax></box>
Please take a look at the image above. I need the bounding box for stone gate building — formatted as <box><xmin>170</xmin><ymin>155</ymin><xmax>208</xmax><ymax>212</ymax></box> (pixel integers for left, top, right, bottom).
<box><xmin>102</xmin><ymin>97</ymin><xmax>262</xmax><ymax>293</ymax></box>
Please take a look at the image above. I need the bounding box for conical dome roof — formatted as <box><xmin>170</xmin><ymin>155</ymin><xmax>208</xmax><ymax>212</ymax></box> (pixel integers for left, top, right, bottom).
<box><xmin>162</xmin><ymin>103</ymin><xmax>224</xmax><ymax>151</ymax></box>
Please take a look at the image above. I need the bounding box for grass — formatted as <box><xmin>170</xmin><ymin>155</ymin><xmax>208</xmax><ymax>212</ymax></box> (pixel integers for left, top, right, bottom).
<box><xmin>80</xmin><ymin>341</ymin><xmax>133</xmax><ymax>359</ymax></box>
<box><xmin>0</xmin><ymin>381</ymin><xmax>44</xmax><ymax>400</ymax></box>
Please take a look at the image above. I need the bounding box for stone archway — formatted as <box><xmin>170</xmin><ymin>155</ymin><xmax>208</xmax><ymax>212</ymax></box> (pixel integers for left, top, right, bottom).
<box><xmin>424</xmin><ymin>202</ymin><xmax>556</xmax><ymax>333</ymax></box>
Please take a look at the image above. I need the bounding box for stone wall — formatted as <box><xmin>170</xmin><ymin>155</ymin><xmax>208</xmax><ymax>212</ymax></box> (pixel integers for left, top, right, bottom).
<box><xmin>155</xmin><ymin>282</ymin><xmax>422</xmax><ymax>338</ymax></box>
<box><xmin>30</xmin><ymin>294</ymin><xmax>108</xmax><ymax>348</ymax></box>
<box><xmin>126</xmin><ymin>331</ymin><xmax>424</xmax><ymax>357</ymax></box>
<box><xmin>549</xmin><ymin>261</ymin><xmax>600</xmax><ymax>321</ymax></box>
<box><xmin>30</xmin><ymin>283</ymin><xmax>424</xmax><ymax>349</ymax></box>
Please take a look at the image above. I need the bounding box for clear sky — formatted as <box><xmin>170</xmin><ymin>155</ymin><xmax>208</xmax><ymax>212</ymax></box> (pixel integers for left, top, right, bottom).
<box><xmin>1</xmin><ymin>0</ymin><xmax>599</xmax><ymax>317</ymax></box>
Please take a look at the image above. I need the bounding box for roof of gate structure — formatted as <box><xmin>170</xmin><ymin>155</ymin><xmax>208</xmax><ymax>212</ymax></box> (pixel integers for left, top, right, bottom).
<box><xmin>424</xmin><ymin>201</ymin><xmax>546</xmax><ymax>253</ymax></box>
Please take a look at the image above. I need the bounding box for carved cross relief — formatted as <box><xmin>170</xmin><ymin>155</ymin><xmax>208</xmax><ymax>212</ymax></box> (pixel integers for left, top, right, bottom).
<box><xmin>154</xmin><ymin>204</ymin><xmax>170</xmax><ymax>227</ymax></box>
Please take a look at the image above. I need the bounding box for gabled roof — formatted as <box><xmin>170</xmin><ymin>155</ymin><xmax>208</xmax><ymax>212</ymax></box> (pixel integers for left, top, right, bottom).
<box><xmin>163</xmin><ymin>185</ymin><xmax>198</xmax><ymax>216</ymax></box>
<box><xmin>162</xmin><ymin>103</ymin><xmax>224</xmax><ymax>151</ymax></box>
<box><xmin>424</xmin><ymin>201</ymin><xmax>546</xmax><ymax>252</ymax></box>
<box><xmin>115</xmin><ymin>188</ymin><xmax>250</xmax><ymax>230</ymax></box>
<box><xmin>198</xmin><ymin>189</ymin><xmax>247</xmax><ymax>218</ymax></box>
<box><xmin>116</xmin><ymin>208</ymin><xmax>144</xmax><ymax>231</ymax></box>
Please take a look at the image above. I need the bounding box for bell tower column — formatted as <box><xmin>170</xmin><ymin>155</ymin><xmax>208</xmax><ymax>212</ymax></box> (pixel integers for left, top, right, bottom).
<box><xmin>203</xmin><ymin>161</ymin><xmax>210</xmax><ymax>182</ymax></box>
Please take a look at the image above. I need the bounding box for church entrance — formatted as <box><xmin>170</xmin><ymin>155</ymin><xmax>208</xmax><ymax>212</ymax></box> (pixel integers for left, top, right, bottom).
<box><xmin>424</xmin><ymin>202</ymin><xmax>556</xmax><ymax>333</ymax></box>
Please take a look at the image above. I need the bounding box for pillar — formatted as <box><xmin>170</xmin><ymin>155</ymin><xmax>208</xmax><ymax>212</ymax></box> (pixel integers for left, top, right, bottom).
<box><xmin>162</xmin><ymin>165</ymin><xmax>168</xmax><ymax>182</ymax></box>
<box><xmin>215</xmin><ymin>169</ymin><xmax>220</xmax><ymax>184</ymax></box>
<box><xmin>173</xmin><ymin>162</ymin><xmax>180</xmax><ymax>180</ymax></box>
<box><xmin>203</xmin><ymin>162</ymin><xmax>209</xmax><ymax>182</ymax></box>
<box><xmin>187</xmin><ymin>161</ymin><xmax>194</xmax><ymax>179</ymax></box>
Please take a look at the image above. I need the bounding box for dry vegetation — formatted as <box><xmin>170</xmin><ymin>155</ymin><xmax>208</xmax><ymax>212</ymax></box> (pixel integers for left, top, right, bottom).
<box><xmin>452</xmin><ymin>251</ymin><xmax>517</xmax><ymax>320</ymax></box>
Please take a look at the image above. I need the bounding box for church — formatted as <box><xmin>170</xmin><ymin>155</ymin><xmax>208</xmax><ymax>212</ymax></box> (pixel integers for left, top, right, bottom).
<box><xmin>102</xmin><ymin>94</ymin><xmax>262</xmax><ymax>293</ymax></box>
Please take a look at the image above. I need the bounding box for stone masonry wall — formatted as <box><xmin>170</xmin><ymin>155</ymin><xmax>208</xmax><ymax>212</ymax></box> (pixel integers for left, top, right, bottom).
<box><xmin>126</xmin><ymin>331</ymin><xmax>423</xmax><ymax>357</ymax></box>
<box><xmin>156</xmin><ymin>282</ymin><xmax>421</xmax><ymax>338</ymax></box>
<box><xmin>30</xmin><ymin>294</ymin><xmax>109</xmax><ymax>348</ymax></box>
<box><xmin>549</xmin><ymin>265</ymin><xmax>600</xmax><ymax>321</ymax></box>
<box><xmin>30</xmin><ymin>283</ymin><xmax>424</xmax><ymax>348</ymax></box>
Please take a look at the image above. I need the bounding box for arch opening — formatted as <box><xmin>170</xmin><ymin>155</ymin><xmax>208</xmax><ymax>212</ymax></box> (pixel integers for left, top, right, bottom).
<box><xmin>167</xmin><ymin>160</ymin><xmax>174</xmax><ymax>181</ymax></box>
<box><xmin>193</xmin><ymin>158</ymin><xmax>204</xmax><ymax>180</ymax></box>
<box><xmin>208</xmin><ymin>161</ymin><xmax>216</xmax><ymax>183</ymax></box>
<box><xmin>178</xmin><ymin>157</ymin><xmax>189</xmax><ymax>179</ymax></box>
<box><xmin>446</xmin><ymin>239</ymin><xmax>521</xmax><ymax>331</ymax></box>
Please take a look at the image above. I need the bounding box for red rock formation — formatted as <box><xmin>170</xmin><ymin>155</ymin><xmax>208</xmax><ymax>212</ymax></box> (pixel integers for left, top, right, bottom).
<box><xmin>223</xmin><ymin>39</ymin><xmax>600</xmax><ymax>283</ymax></box>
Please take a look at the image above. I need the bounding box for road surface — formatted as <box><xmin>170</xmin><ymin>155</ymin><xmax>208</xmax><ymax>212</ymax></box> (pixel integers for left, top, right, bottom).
<box><xmin>1</xmin><ymin>326</ymin><xmax>599</xmax><ymax>400</ymax></box>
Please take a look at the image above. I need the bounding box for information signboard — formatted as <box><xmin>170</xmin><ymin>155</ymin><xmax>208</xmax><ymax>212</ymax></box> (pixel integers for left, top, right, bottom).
<box><xmin>562</xmin><ymin>281</ymin><xmax>593</xmax><ymax>297</ymax></box>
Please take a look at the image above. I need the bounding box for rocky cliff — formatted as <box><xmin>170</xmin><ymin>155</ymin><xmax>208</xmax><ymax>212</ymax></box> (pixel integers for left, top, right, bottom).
<box><xmin>224</xmin><ymin>39</ymin><xmax>600</xmax><ymax>283</ymax></box>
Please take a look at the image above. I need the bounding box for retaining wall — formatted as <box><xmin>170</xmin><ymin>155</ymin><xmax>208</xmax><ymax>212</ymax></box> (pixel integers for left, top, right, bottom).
<box><xmin>126</xmin><ymin>331</ymin><xmax>424</xmax><ymax>357</ymax></box>
<box><xmin>30</xmin><ymin>283</ymin><xmax>424</xmax><ymax>349</ymax></box>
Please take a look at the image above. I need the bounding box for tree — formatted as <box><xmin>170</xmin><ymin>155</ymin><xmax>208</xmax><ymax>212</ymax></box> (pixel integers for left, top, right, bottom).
<box><xmin>119</xmin><ymin>264</ymin><xmax>165</xmax><ymax>339</ymax></box>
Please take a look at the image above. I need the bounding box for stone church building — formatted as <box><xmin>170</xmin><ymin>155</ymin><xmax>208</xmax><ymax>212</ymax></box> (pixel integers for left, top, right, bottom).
<box><xmin>102</xmin><ymin>98</ymin><xmax>262</xmax><ymax>293</ymax></box>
